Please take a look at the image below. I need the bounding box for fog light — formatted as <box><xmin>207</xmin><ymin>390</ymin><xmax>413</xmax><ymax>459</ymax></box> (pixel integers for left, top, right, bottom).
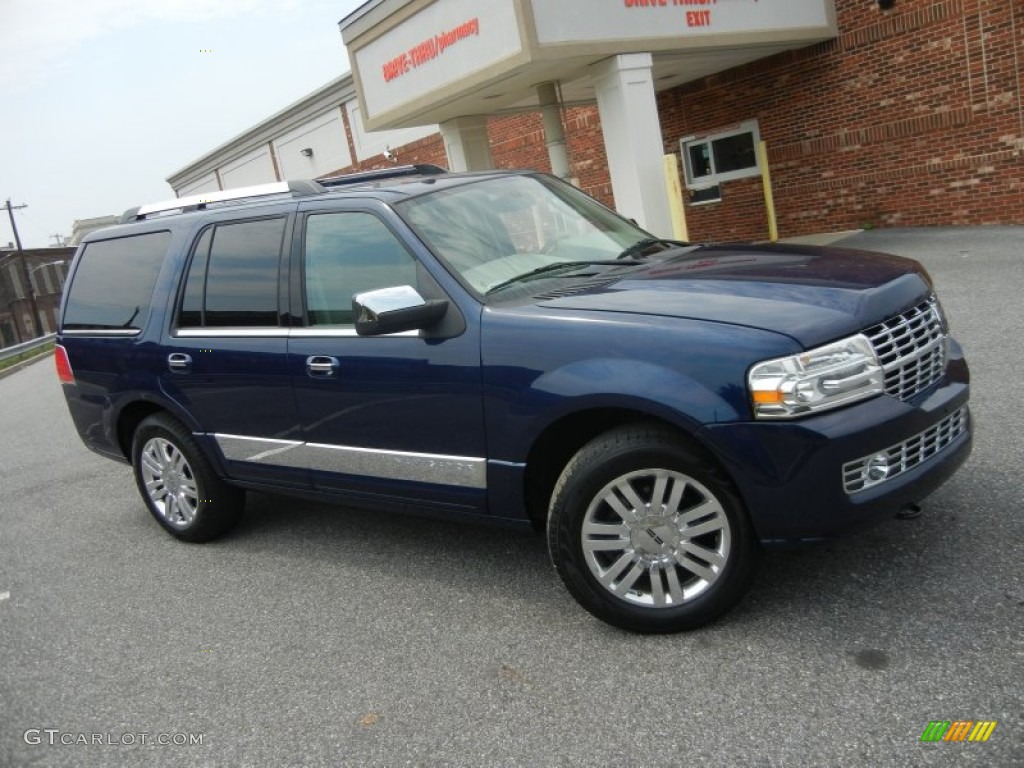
<box><xmin>864</xmin><ymin>453</ymin><xmax>891</xmax><ymax>487</ymax></box>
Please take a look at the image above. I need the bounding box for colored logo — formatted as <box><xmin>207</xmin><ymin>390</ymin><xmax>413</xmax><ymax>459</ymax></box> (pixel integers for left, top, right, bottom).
<box><xmin>921</xmin><ymin>721</ymin><xmax>997</xmax><ymax>742</ymax></box>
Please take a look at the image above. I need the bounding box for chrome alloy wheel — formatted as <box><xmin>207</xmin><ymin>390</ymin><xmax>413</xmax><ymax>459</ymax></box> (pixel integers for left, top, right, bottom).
<box><xmin>581</xmin><ymin>469</ymin><xmax>732</xmax><ymax>607</ymax></box>
<box><xmin>139</xmin><ymin>436</ymin><xmax>200</xmax><ymax>528</ymax></box>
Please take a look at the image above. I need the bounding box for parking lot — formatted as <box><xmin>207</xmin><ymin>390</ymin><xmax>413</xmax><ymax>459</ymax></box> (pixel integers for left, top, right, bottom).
<box><xmin>1</xmin><ymin>227</ymin><xmax>1021</xmax><ymax>767</ymax></box>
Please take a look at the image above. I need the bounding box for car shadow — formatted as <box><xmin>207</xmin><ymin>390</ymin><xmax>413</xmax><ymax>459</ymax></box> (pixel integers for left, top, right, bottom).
<box><xmin>201</xmin><ymin>482</ymin><xmax>980</xmax><ymax>640</ymax></box>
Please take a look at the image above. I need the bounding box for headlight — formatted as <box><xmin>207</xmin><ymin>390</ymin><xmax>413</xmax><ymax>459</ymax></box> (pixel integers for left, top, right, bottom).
<box><xmin>748</xmin><ymin>334</ymin><xmax>885</xmax><ymax>419</ymax></box>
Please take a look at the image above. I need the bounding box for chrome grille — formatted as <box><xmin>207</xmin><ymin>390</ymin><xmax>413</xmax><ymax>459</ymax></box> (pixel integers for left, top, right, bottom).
<box><xmin>843</xmin><ymin>407</ymin><xmax>968</xmax><ymax>494</ymax></box>
<box><xmin>864</xmin><ymin>297</ymin><xmax>947</xmax><ymax>401</ymax></box>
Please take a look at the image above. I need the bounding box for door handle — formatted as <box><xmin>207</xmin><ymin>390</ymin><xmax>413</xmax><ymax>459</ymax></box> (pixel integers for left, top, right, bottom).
<box><xmin>306</xmin><ymin>355</ymin><xmax>339</xmax><ymax>376</ymax></box>
<box><xmin>167</xmin><ymin>353</ymin><xmax>192</xmax><ymax>372</ymax></box>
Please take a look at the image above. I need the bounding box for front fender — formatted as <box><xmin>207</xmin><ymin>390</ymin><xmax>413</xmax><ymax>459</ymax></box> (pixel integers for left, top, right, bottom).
<box><xmin>481</xmin><ymin>308</ymin><xmax>801</xmax><ymax>463</ymax></box>
<box><xmin>530</xmin><ymin>357</ymin><xmax>737</xmax><ymax>432</ymax></box>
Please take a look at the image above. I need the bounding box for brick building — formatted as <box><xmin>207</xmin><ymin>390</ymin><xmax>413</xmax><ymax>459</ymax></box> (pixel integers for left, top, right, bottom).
<box><xmin>168</xmin><ymin>0</ymin><xmax>1022</xmax><ymax>241</ymax></box>
<box><xmin>0</xmin><ymin>248</ymin><xmax>74</xmax><ymax>346</ymax></box>
<box><xmin>657</xmin><ymin>0</ymin><xmax>1024</xmax><ymax>240</ymax></box>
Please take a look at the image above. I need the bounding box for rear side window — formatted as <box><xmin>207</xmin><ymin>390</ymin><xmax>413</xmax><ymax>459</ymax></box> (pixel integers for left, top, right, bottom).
<box><xmin>62</xmin><ymin>231</ymin><xmax>171</xmax><ymax>331</ymax></box>
<box><xmin>63</xmin><ymin>231</ymin><xmax>171</xmax><ymax>332</ymax></box>
<box><xmin>178</xmin><ymin>217</ymin><xmax>286</xmax><ymax>328</ymax></box>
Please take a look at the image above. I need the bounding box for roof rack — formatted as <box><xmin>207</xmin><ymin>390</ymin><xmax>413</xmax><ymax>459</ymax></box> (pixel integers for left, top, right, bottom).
<box><xmin>120</xmin><ymin>179</ymin><xmax>325</xmax><ymax>223</ymax></box>
<box><xmin>118</xmin><ymin>165</ymin><xmax>449</xmax><ymax>224</ymax></box>
<box><xmin>316</xmin><ymin>164</ymin><xmax>447</xmax><ymax>188</ymax></box>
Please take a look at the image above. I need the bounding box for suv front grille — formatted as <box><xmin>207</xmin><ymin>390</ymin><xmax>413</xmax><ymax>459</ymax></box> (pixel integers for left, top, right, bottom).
<box><xmin>864</xmin><ymin>297</ymin><xmax>947</xmax><ymax>402</ymax></box>
<box><xmin>843</xmin><ymin>407</ymin><xmax>968</xmax><ymax>494</ymax></box>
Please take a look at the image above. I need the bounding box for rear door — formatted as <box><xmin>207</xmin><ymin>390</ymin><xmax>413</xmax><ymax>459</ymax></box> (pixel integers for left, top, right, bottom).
<box><xmin>286</xmin><ymin>200</ymin><xmax>487</xmax><ymax>514</ymax></box>
<box><xmin>159</xmin><ymin>206</ymin><xmax>307</xmax><ymax>489</ymax></box>
<box><xmin>59</xmin><ymin>229</ymin><xmax>174</xmax><ymax>458</ymax></box>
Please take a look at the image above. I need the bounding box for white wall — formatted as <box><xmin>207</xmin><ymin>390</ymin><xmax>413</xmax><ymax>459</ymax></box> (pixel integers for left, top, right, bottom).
<box><xmin>177</xmin><ymin>172</ymin><xmax>220</xmax><ymax>197</ymax></box>
<box><xmin>219</xmin><ymin>147</ymin><xmax>277</xmax><ymax>189</ymax></box>
<box><xmin>173</xmin><ymin>98</ymin><xmax>442</xmax><ymax>196</ymax></box>
<box><xmin>346</xmin><ymin>101</ymin><xmax>439</xmax><ymax>164</ymax></box>
<box><xmin>274</xmin><ymin>109</ymin><xmax>353</xmax><ymax>179</ymax></box>
<box><xmin>531</xmin><ymin>0</ymin><xmax>832</xmax><ymax>43</ymax></box>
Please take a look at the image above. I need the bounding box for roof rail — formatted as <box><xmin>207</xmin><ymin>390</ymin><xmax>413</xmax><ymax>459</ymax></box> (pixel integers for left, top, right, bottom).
<box><xmin>121</xmin><ymin>179</ymin><xmax>325</xmax><ymax>223</ymax></box>
<box><xmin>316</xmin><ymin>164</ymin><xmax>448</xmax><ymax>188</ymax></box>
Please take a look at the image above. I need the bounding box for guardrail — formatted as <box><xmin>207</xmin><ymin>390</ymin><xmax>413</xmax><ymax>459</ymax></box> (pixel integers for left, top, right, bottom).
<box><xmin>0</xmin><ymin>333</ymin><xmax>56</xmax><ymax>363</ymax></box>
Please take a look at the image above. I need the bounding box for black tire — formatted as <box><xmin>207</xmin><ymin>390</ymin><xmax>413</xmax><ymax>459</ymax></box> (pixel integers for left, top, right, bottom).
<box><xmin>131</xmin><ymin>413</ymin><xmax>244</xmax><ymax>542</ymax></box>
<box><xmin>547</xmin><ymin>424</ymin><xmax>759</xmax><ymax>633</ymax></box>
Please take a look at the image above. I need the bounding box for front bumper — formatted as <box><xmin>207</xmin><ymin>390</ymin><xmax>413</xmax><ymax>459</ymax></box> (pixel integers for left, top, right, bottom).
<box><xmin>701</xmin><ymin>342</ymin><xmax>971</xmax><ymax>544</ymax></box>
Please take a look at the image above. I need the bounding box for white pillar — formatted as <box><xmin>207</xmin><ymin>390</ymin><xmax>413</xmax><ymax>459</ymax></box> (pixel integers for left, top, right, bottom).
<box><xmin>537</xmin><ymin>82</ymin><xmax>571</xmax><ymax>182</ymax></box>
<box><xmin>439</xmin><ymin>116</ymin><xmax>494</xmax><ymax>172</ymax></box>
<box><xmin>590</xmin><ymin>53</ymin><xmax>673</xmax><ymax>237</ymax></box>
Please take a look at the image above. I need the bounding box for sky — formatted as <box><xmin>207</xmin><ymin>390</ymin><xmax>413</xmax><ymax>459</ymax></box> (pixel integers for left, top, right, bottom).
<box><xmin>0</xmin><ymin>0</ymin><xmax>368</xmax><ymax>248</ymax></box>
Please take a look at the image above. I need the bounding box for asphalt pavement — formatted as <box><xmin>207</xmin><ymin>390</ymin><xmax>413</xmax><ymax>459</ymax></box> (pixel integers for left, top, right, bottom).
<box><xmin>0</xmin><ymin>226</ymin><xmax>1021</xmax><ymax>767</ymax></box>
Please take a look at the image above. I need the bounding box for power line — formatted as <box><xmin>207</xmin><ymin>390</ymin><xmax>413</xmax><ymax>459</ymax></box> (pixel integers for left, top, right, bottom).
<box><xmin>3</xmin><ymin>200</ymin><xmax>26</xmax><ymax>250</ymax></box>
<box><xmin>3</xmin><ymin>199</ymin><xmax>45</xmax><ymax>338</ymax></box>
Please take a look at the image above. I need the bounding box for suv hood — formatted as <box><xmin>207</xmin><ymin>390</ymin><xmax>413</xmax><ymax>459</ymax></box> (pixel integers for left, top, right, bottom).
<box><xmin>537</xmin><ymin>244</ymin><xmax>932</xmax><ymax>348</ymax></box>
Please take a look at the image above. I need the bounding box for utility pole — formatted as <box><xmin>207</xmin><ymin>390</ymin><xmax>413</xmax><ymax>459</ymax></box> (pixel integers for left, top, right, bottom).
<box><xmin>4</xmin><ymin>199</ymin><xmax>45</xmax><ymax>339</ymax></box>
<box><xmin>50</xmin><ymin>234</ymin><xmax>67</xmax><ymax>247</ymax></box>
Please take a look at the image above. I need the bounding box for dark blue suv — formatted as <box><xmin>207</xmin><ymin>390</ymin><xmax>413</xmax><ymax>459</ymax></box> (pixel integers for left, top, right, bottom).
<box><xmin>56</xmin><ymin>167</ymin><xmax>971</xmax><ymax>632</ymax></box>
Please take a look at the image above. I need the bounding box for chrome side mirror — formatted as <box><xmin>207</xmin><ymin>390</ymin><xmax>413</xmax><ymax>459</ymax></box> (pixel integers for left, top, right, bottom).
<box><xmin>353</xmin><ymin>285</ymin><xmax>448</xmax><ymax>336</ymax></box>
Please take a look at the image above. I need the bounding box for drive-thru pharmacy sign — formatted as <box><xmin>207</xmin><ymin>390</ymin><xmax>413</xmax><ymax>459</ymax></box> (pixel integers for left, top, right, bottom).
<box><xmin>346</xmin><ymin>0</ymin><xmax>836</xmax><ymax>129</ymax></box>
<box><xmin>354</xmin><ymin>0</ymin><xmax>523</xmax><ymax>120</ymax></box>
<box><xmin>382</xmin><ymin>17</ymin><xmax>480</xmax><ymax>82</ymax></box>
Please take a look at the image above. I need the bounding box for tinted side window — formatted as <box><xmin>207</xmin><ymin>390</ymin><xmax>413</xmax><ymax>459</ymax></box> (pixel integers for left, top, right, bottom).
<box><xmin>63</xmin><ymin>231</ymin><xmax>171</xmax><ymax>331</ymax></box>
<box><xmin>180</xmin><ymin>217</ymin><xmax>285</xmax><ymax>328</ymax></box>
<box><xmin>304</xmin><ymin>213</ymin><xmax>417</xmax><ymax>327</ymax></box>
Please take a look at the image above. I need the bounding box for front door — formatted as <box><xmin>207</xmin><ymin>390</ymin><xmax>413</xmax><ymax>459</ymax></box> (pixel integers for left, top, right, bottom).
<box><xmin>287</xmin><ymin>204</ymin><xmax>487</xmax><ymax>514</ymax></box>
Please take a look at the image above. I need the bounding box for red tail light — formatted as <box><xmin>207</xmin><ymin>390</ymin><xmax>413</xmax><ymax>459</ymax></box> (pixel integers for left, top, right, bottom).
<box><xmin>55</xmin><ymin>344</ymin><xmax>74</xmax><ymax>384</ymax></box>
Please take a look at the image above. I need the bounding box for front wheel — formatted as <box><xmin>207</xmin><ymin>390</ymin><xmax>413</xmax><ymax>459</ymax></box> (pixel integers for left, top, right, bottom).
<box><xmin>131</xmin><ymin>413</ymin><xmax>244</xmax><ymax>542</ymax></box>
<box><xmin>547</xmin><ymin>425</ymin><xmax>759</xmax><ymax>632</ymax></box>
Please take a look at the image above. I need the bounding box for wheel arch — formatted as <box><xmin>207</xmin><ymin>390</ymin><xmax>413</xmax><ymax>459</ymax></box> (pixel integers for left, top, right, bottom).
<box><xmin>522</xmin><ymin>406</ymin><xmax>729</xmax><ymax>532</ymax></box>
<box><xmin>113</xmin><ymin>394</ymin><xmax>202</xmax><ymax>460</ymax></box>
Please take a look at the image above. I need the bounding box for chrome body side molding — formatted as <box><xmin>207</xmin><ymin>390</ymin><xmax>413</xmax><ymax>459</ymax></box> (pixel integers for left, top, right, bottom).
<box><xmin>213</xmin><ymin>434</ymin><xmax>486</xmax><ymax>489</ymax></box>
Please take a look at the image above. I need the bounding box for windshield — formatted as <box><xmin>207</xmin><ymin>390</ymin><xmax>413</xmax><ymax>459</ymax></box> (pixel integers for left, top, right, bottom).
<box><xmin>397</xmin><ymin>175</ymin><xmax>653</xmax><ymax>295</ymax></box>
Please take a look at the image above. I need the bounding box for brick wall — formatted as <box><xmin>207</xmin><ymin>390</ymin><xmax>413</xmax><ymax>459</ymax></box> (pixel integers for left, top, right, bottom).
<box><xmin>659</xmin><ymin>0</ymin><xmax>1024</xmax><ymax>240</ymax></box>
<box><xmin>327</xmin><ymin>0</ymin><xmax>1022</xmax><ymax>240</ymax></box>
<box><xmin>483</xmin><ymin>108</ymin><xmax>616</xmax><ymax>206</ymax></box>
<box><xmin>323</xmin><ymin>108</ymin><xmax>618</xmax><ymax>207</ymax></box>
<box><xmin>487</xmin><ymin>112</ymin><xmax>550</xmax><ymax>174</ymax></box>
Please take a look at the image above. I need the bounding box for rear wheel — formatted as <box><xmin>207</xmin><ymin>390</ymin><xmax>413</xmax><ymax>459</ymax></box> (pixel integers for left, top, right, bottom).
<box><xmin>547</xmin><ymin>424</ymin><xmax>759</xmax><ymax>632</ymax></box>
<box><xmin>131</xmin><ymin>413</ymin><xmax>244</xmax><ymax>542</ymax></box>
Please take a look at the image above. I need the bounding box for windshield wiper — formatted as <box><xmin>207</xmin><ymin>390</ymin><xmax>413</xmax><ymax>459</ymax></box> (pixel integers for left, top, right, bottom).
<box><xmin>616</xmin><ymin>237</ymin><xmax>691</xmax><ymax>260</ymax></box>
<box><xmin>485</xmin><ymin>260</ymin><xmax>640</xmax><ymax>295</ymax></box>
